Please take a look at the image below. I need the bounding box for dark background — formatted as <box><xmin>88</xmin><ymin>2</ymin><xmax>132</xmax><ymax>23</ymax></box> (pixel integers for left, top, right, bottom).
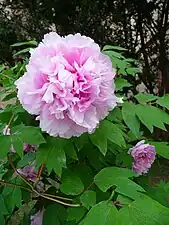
<box><xmin>0</xmin><ymin>0</ymin><xmax>169</xmax><ymax>94</ymax></box>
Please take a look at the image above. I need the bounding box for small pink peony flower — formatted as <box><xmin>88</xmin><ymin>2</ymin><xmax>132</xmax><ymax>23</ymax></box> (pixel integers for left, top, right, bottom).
<box><xmin>31</xmin><ymin>208</ymin><xmax>44</xmax><ymax>225</ymax></box>
<box><xmin>24</xmin><ymin>144</ymin><xmax>37</xmax><ymax>152</ymax></box>
<box><xmin>15</xmin><ymin>32</ymin><xmax>120</xmax><ymax>138</ymax></box>
<box><xmin>17</xmin><ymin>165</ymin><xmax>37</xmax><ymax>181</ymax></box>
<box><xmin>3</xmin><ymin>126</ymin><xmax>11</xmax><ymax>135</ymax></box>
<box><xmin>129</xmin><ymin>140</ymin><xmax>156</xmax><ymax>175</ymax></box>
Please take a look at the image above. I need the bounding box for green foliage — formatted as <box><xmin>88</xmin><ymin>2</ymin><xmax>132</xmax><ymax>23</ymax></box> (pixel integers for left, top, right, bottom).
<box><xmin>43</xmin><ymin>204</ymin><xmax>67</xmax><ymax>225</ymax></box>
<box><xmin>0</xmin><ymin>43</ymin><xmax>169</xmax><ymax>225</ymax></box>
<box><xmin>117</xmin><ymin>195</ymin><xmax>169</xmax><ymax>225</ymax></box>
<box><xmin>80</xmin><ymin>190</ymin><xmax>96</xmax><ymax>209</ymax></box>
<box><xmin>80</xmin><ymin>201</ymin><xmax>118</xmax><ymax>225</ymax></box>
<box><xmin>36</xmin><ymin>137</ymin><xmax>66</xmax><ymax>175</ymax></box>
<box><xmin>95</xmin><ymin>167</ymin><xmax>145</xmax><ymax>199</ymax></box>
<box><xmin>60</xmin><ymin>169</ymin><xmax>84</xmax><ymax>195</ymax></box>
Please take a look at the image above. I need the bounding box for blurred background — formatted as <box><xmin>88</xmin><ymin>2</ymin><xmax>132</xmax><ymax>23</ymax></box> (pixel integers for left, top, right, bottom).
<box><xmin>0</xmin><ymin>0</ymin><xmax>169</xmax><ymax>95</ymax></box>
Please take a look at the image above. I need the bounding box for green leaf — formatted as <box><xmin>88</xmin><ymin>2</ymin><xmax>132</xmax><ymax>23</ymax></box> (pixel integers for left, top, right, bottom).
<box><xmin>103</xmin><ymin>45</ymin><xmax>127</xmax><ymax>51</ymax></box>
<box><xmin>107</xmin><ymin>107</ymin><xmax>122</xmax><ymax>122</ymax></box>
<box><xmin>95</xmin><ymin>167</ymin><xmax>144</xmax><ymax>199</ymax></box>
<box><xmin>94</xmin><ymin>167</ymin><xmax>135</xmax><ymax>192</ymax></box>
<box><xmin>80</xmin><ymin>190</ymin><xmax>96</xmax><ymax>209</ymax></box>
<box><xmin>118</xmin><ymin>195</ymin><xmax>169</xmax><ymax>225</ymax></box>
<box><xmin>36</xmin><ymin>137</ymin><xmax>66</xmax><ymax>175</ymax></box>
<box><xmin>135</xmin><ymin>93</ymin><xmax>158</xmax><ymax>104</ymax></box>
<box><xmin>43</xmin><ymin>203</ymin><xmax>67</xmax><ymax>225</ymax></box>
<box><xmin>126</xmin><ymin>67</ymin><xmax>141</xmax><ymax>75</ymax></box>
<box><xmin>103</xmin><ymin>50</ymin><xmax>125</xmax><ymax>59</ymax></box>
<box><xmin>11</xmin><ymin>40</ymin><xmax>37</xmax><ymax>47</ymax></box>
<box><xmin>12</xmin><ymin>138</ymin><xmax>24</xmax><ymax>158</ymax></box>
<box><xmin>67</xmin><ymin>207</ymin><xmax>87</xmax><ymax>223</ymax></box>
<box><xmin>80</xmin><ymin>201</ymin><xmax>118</xmax><ymax>225</ymax></box>
<box><xmin>116</xmin><ymin>194</ymin><xmax>132</xmax><ymax>205</ymax></box>
<box><xmin>0</xmin><ymin>195</ymin><xmax>8</xmax><ymax>215</ymax></box>
<box><xmin>64</xmin><ymin>141</ymin><xmax>77</xmax><ymax>160</ymax></box>
<box><xmin>60</xmin><ymin>169</ymin><xmax>84</xmax><ymax>195</ymax></box>
<box><xmin>150</xmin><ymin>142</ymin><xmax>169</xmax><ymax>159</ymax></box>
<box><xmin>115</xmin><ymin>78</ymin><xmax>132</xmax><ymax>91</ymax></box>
<box><xmin>17</xmin><ymin>152</ymin><xmax>36</xmax><ymax>168</ymax></box>
<box><xmin>0</xmin><ymin>135</ymin><xmax>11</xmax><ymax>158</ymax></box>
<box><xmin>13</xmin><ymin>48</ymin><xmax>31</xmax><ymax>56</ymax></box>
<box><xmin>0</xmin><ymin>214</ymin><xmax>5</xmax><ymax>225</ymax></box>
<box><xmin>156</xmin><ymin>94</ymin><xmax>169</xmax><ymax>110</ymax></box>
<box><xmin>11</xmin><ymin>125</ymin><xmax>45</xmax><ymax>145</ymax></box>
<box><xmin>135</xmin><ymin>104</ymin><xmax>169</xmax><ymax>132</ymax></box>
<box><xmin>122</xmin><ymin>102</ymin><xmax>140</xmax><ymax>137</ymax></box>
<box><xmin>101</xmin><ymin>120</ymin><xmax>126</xmax><ymax>148</ymax></box>
<box><xmin>90</xmin><ymin>127</ymin><xmax>107</xmax><ymax>156</ymax></box>
<box><xmin>3</xmin><ymin>181</ymin><xmax>22</xmax><ymax>210</ymax></box>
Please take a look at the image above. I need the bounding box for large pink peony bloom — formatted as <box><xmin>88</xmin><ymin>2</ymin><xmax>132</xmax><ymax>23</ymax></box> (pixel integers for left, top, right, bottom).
<box><xmin>129</xmin><ymin>140</ymin><xmax>156</xmax><ymax>175</ymax></box>
<box><xmin>15</xmin><ymin>33</ymin><xmax>120</xmax><ymax>138</ymax></box>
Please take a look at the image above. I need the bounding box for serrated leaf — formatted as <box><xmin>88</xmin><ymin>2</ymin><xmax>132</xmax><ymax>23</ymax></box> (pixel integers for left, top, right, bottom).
<box><xmin>11</xmin><ymin>125</ymin><xmax>45</xmax><ymax>145</ymax></box>
<box><xmin>43</xmin><ymin>203</ymin><xmax>67</xmax><ymax>225</ymax></box>
<box><xmin>80</xmin><ymin>190</ymin><xmax>96</xmax><ymax>209</ymax></box>
<box><xmin>36</xmin><ymin>137</ymin><xmax>66</xmax><ymax>175</ymax></box>
<box><xmin>122</xmin><ymin>102</ymin><xmax>140</xmax><ymax>137</ymax></box>
<box><xmin>118</xmin><ymin>195</ymin><xmax>169</xmax><ymax>225</ymax></box>
<box><xmin>80</xmin><ymin>201</ymin><xmax>118</xmax><ymax>225</ymax></box>
<box><xmin>150</xmin><ymin>142</ymin><xmax>169</xmax><ymax>159</ymax></box>
<box><xmin>135</xmin><ymin>93</ymin><xmax>158</xmax><ymax>104</ymax></box>
<box><xmin>67</xmin><ymin>207</ymin><xmax>87</xmax><ymax>223</ymax></box>
<box><xmin>126</xmin><ymin>67</ymin><xmax>141</xmax><ymax>75</ymax></box>
<box><xmin>135</xmin><ymin>104</ymin><xmax>169</xmax><ymax>132</ymax></box>
<box><xmin>104</xmin><ymin>50</ymin><xmax>125</xmax><ymax>59</ymax></box>
<box><xmin>115</xmin><ymin>78</ymin><xmax>132</xmax><ymax>91</ymax></box>
<box><xmin>60</xmin><ymin>169</ymin><xmax>84</xmax><ymax>195</ymax></box>
<box><xmin>0</xmin><ymin>135</ymin><xmax>11</xmax><ymax>158</ymax></box>
<box><xmin>156</xmin><ymin>94</ymin><xmax>169</xmax><ymax>110</ymax></box>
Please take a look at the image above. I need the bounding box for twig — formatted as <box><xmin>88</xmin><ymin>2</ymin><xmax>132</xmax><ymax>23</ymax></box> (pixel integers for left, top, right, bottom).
<box><xmin>4</xmin><ymin>114</ymin><xmax>15</xmax><ymax>135</ymax></box>
<box><xmin>43</xmin><ymin>193</ymin><xmax>73</xmax><ymax>202</ymax></box>
<box><xmin>41</xmin><ymin>194</ymin><xmax>81</xmax><ymax>207</ymax></box>
<box><xmin>7</xmin><ymin>156</ymin><xmax>81</xmax><ymax>207</ymax></box>
<box><xmin>83</xmin><ymin>181</ymin><xmax>94</xmax><ymax>193</ymax></box>
<box><xmin>0</xmin><ymin>179</ymin><xmax>32</xmax><ymax>192</ymax></box>
<box><xmin>0</xmin><ymin>73</ymin><xmax>14</xmax><ymax>81</ymax></box>
<box><xmin>37</xmin><ymin>164</ymin><xmax>44</xmax><ymax>179</ymax></box>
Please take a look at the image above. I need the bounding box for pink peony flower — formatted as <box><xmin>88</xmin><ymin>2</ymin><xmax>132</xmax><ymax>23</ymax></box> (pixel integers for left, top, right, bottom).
<box><xmin>129</xmin><ymin>140</ymin><xmax>156</xmax><ymax>175</ymax></box>
<box><xmin>15</xmin><ymin>32</ymin><xmax>120</xmax><ymax>138</ymax></box>
<box><xmin>17</xmin><ymin>165</ymin><xmax>37</xmax><ymax>181</ymax></box>
<box><xmin>24</xmin><ymin>144</ymin><xmax>37</xmax><ymax>152</ymax></box>
<box><xmin>31</xmin><ymin>208</ymin><xmax>44</xmax><ymax>225</ymax></box>
<box><xmin>3</xmin><ymin>126</ymin><xmax>11</xmax><ymax>135</ymax></box>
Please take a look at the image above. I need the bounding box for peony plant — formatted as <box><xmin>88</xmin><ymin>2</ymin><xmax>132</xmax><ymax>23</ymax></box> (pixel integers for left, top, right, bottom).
<box><xmin>0</xmin><ymin>33</ymin><xmax>169</xmax><ymax>225</ymax></box>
